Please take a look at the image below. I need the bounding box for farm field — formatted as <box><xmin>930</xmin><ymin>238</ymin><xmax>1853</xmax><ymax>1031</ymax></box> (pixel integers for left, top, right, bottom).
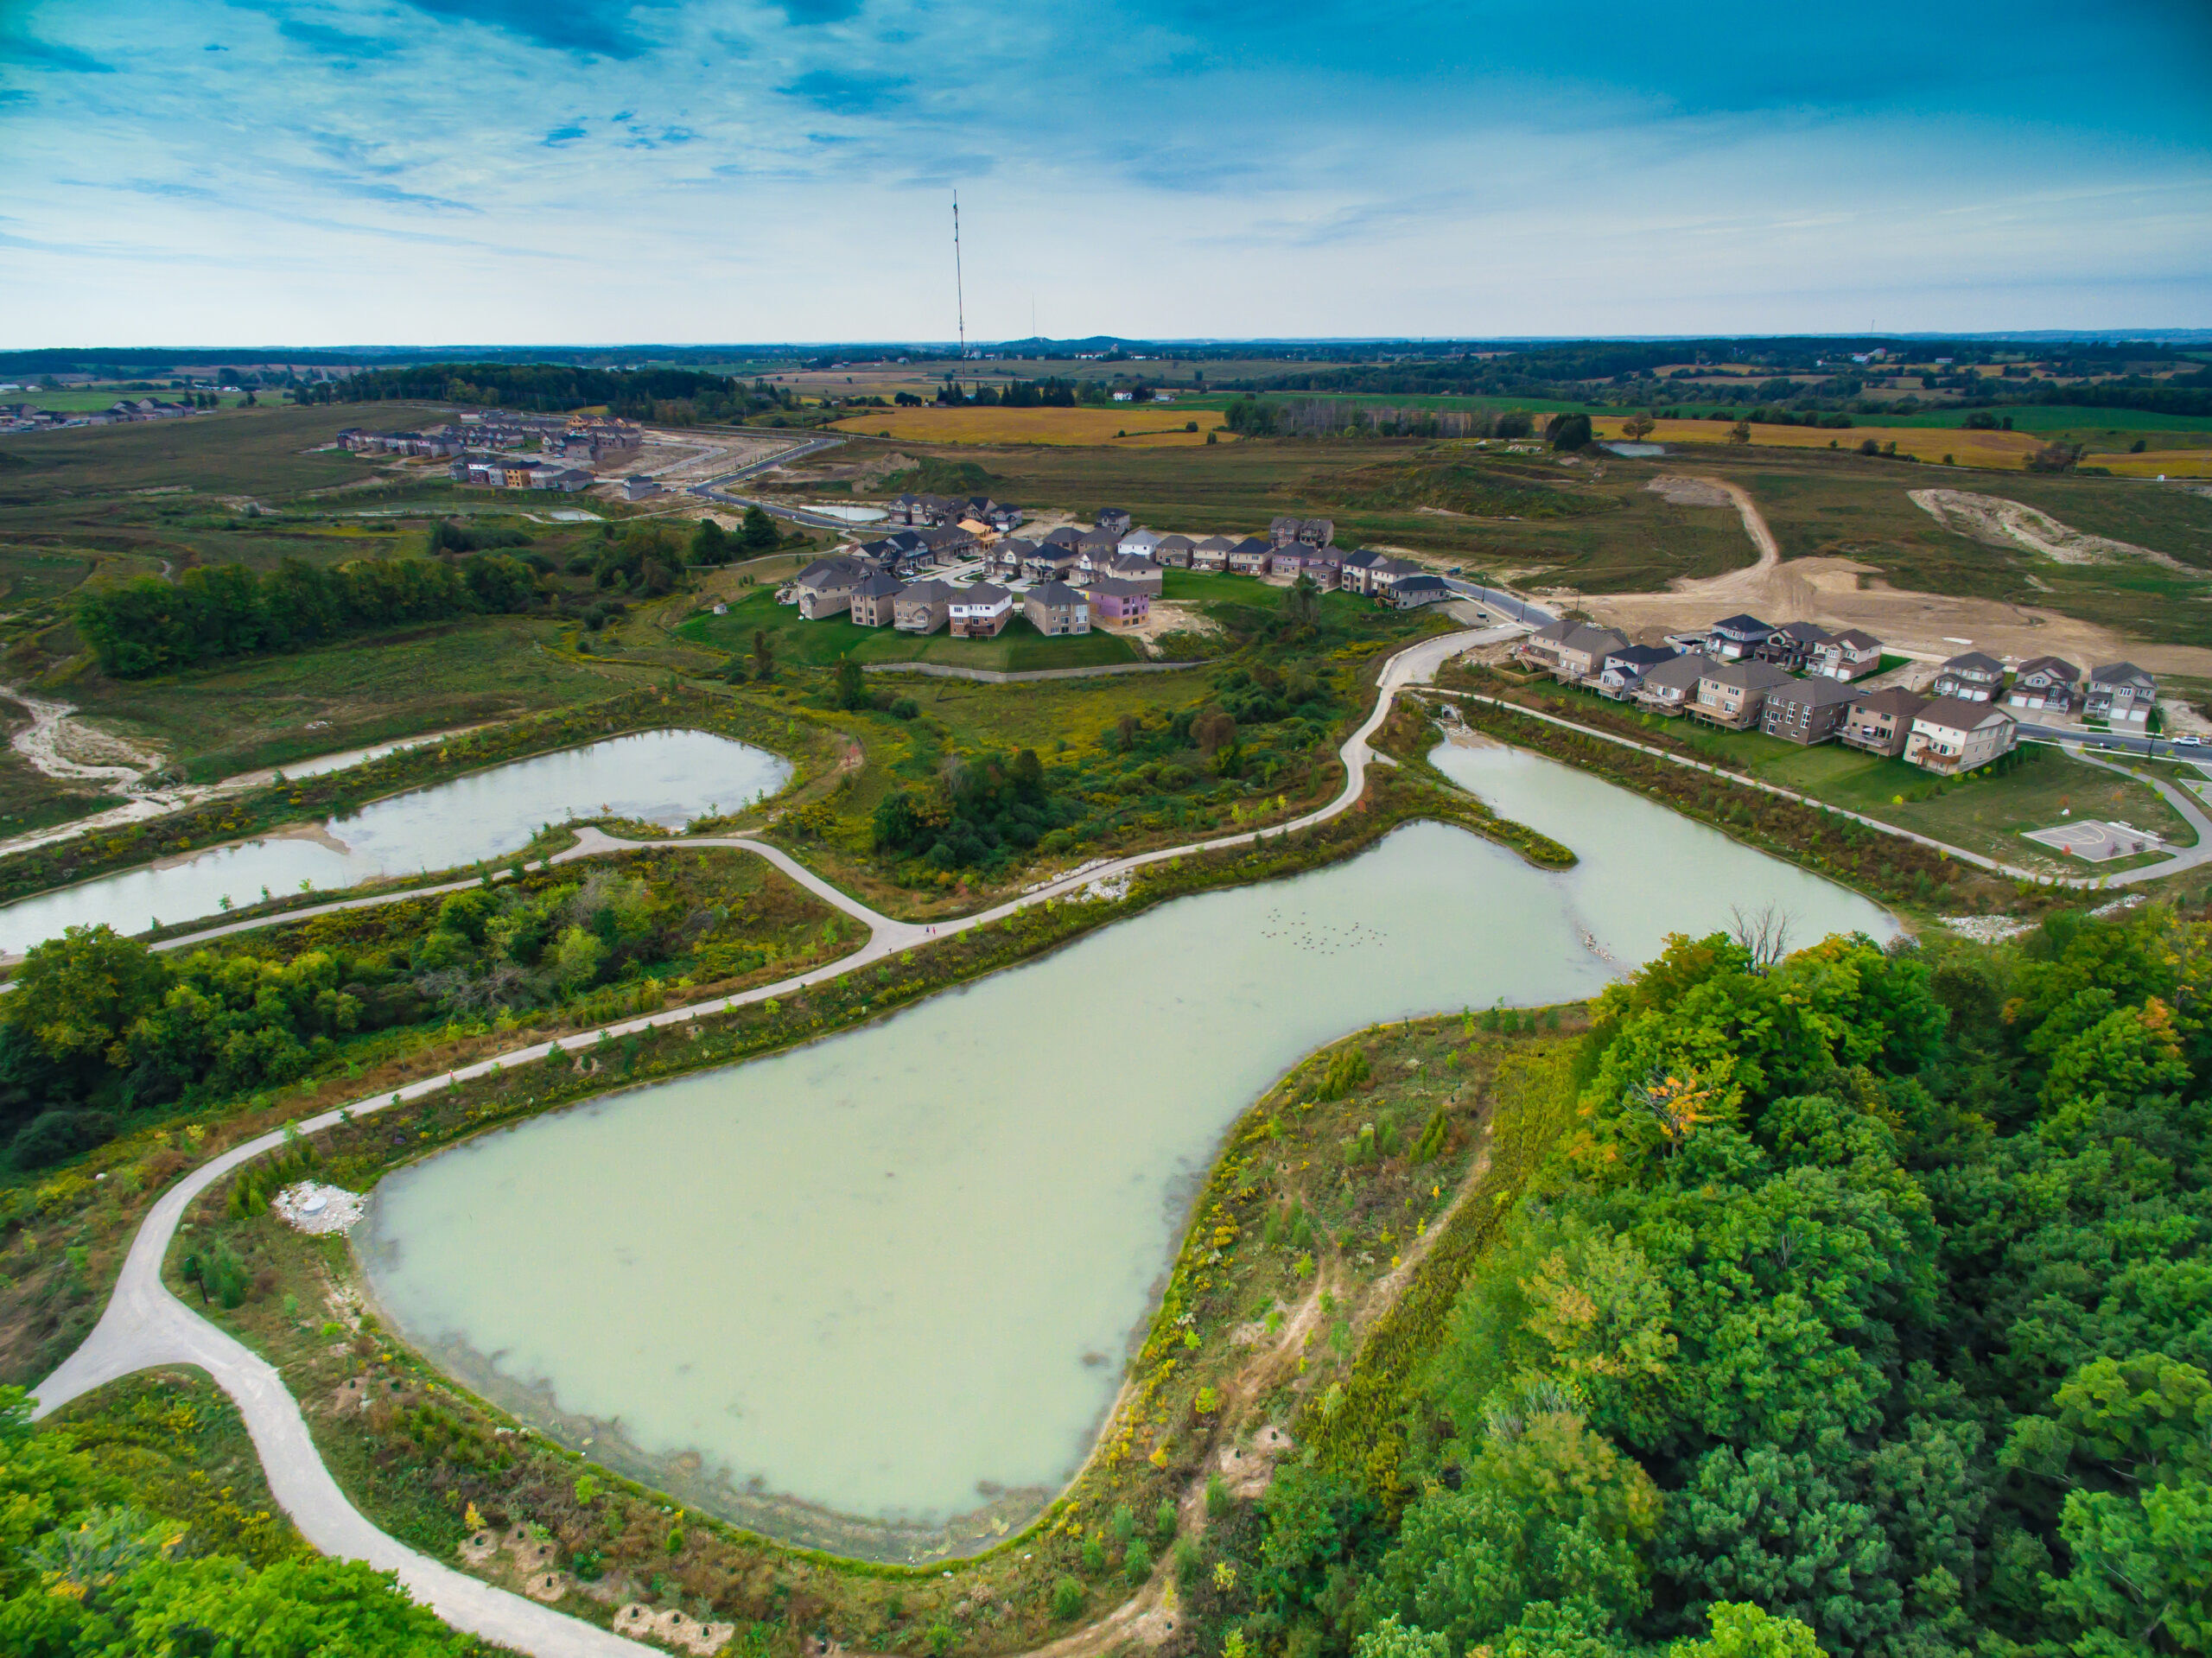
<box><xmin>1589</xmin><ymin>415</ymin><xmax>2046</xmax><ymax>470</ymax></box>
<box><xmin>829</xmin><ymin>405</ymin><xmax>1232</xmax><ymax>446</ymax></box>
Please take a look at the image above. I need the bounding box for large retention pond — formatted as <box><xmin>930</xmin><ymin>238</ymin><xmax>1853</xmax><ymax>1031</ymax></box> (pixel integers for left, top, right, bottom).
<box><xmin>0</xmin><ymin>728</ymin><xmax>790</xmax><ymax>956</ymax></box>
<box><xmin>357</xmin><ymin>736</ymin><xmax>1896</xmax><ymax>1562</ymax></box>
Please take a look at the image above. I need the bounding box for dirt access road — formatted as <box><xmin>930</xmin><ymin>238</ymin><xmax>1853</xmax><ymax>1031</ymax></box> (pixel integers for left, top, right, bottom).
<box><xmin>1567</xmin><ymin>476</ymin><xmax>2212</xmax><ymax>679</ymax></box>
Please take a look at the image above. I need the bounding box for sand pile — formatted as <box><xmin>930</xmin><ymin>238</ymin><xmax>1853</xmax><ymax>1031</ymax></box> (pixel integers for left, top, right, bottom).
<box><xmin>272</xmin><ymin>1182</ymin><xmax>366</xmax><ymax>1236</ymax></box>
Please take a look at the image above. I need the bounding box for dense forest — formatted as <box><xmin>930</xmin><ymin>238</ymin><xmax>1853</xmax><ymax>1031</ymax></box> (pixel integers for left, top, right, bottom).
<box><xmin>0</xmin><ymin>1386</ymin><xmax>470</xmax><ymax>1655</ymax></box>
<box><xmin>75</xmin><ymin>555</ymin><xmax>537</xmax><ymax>677</ymax></box>
<box><xmin>1174</xmin><ymin>905</ymin><xmax>2209</xmax><ymax>1658</ymax></box>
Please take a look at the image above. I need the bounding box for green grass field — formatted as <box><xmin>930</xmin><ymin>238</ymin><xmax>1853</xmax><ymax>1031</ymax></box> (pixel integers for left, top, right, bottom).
<box><xmin>0</xmin><ymin>403</ymin><xmax>448</xmax><ymax>504</ymax></box>
<box><xmin>66</xmin><ymin>617</ymin><xmax>616</xmax><ymax>780</ymax></box>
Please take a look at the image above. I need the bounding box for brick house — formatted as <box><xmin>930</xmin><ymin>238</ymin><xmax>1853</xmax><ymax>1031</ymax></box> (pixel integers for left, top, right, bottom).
<box><xmin>1025</xmin><ymin>581</ymin><xmax>1090</xmax><ymax>636</ymax></box>
<box><xmin>1759</xmin><ymin>676</ymin><xmax>1861</xmax><ymax>746</ymax></box>
<box><xmin>893</xmin><ymin>579</ymin><xmax>954</xmax><ymax>633</ymax></box>
<box><xmin>1808</xmin><ymin>628</ymin><xmax>1885</xmax><ymax>681</ymax></box>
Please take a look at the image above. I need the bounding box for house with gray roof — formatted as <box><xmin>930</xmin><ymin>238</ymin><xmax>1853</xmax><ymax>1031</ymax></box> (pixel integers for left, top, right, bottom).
<box><xmin>1690</xmin><ymin>659</ymin><xmax>1797</xmax><ymax>729</ymax></box>
<box><xmin>1932</xmin><ymin>651</ymin><xmax>2005</xmax><ymax>703</ymax></box>
<box><xmin>1631</xmin><ymin>651</ymin><xmax>1708</xmax><ymax>715</ymax></box>
<box><xmin>1025</xmin><ymin>581</ymin><xmax>1090</xmax><ymax>636</ymax></box>
<box><xmin>893</xmin><ymin>579</ymin><xmax>954</xmax><ymax>633</ymax></box>
<box><xmin>1759</xmin><ymin>675</ymin><xmax>1861</xmax><ymax>746</ymax></box>
<box><xmin>848</xmin><ymin>570</ymin><xmax>906</xmax><ymax>627</ymax></box>
<box><xmin>949</xmin><ymin>581</ymin><xmax>1014</xmax><ymax>638</ymax></box>
<box><xmin>2085</xmin><ymin>662</ymin><xmax>2157</xmax><ymax>725</ymax></box>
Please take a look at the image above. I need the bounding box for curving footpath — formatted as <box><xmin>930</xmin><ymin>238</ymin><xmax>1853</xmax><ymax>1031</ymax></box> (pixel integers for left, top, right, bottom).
<box><xmin>29</xmin><ymin>625</ymin><xmax>1495</xmax><ymax>1658</ymax></box>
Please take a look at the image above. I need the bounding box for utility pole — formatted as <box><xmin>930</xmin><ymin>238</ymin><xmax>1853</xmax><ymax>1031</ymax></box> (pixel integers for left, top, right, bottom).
<box><xmin>952</xmin><ymin>189</ymin><xmax>966</xmax><ymax>361</ymax></box>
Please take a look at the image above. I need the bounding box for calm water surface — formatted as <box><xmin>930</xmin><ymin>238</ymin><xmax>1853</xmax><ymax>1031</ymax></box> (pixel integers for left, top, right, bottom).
<box><xmin>359</xmin><ymin>738</ymin><xmax>1893</xmax><ymax>1555</ymax></box>
<box><xmin>0</xmin><ymin>729</ymin><xmax>790</xmax><ymax>953</ymax></box>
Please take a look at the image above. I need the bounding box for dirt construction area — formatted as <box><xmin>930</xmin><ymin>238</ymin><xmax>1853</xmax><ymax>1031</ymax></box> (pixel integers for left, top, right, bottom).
<box><xmin>1567</xmin><ymin>476</ymin><xmax>2212</xmax><ymax>679</ymax></box>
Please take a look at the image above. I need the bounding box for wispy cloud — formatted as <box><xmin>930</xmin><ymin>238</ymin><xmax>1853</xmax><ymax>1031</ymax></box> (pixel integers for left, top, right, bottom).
<box><xmin>0</xmin><ymin>29</ymin><xmax>116</xmax><ymax>73</ymax></box>
<box><xmin>397</xmin><ymin>0</ymin><xmax>660</xmax><ymax>60</ymax></box>
<box><xmin>276</xmin><ymin>18</ymin><xmax>404</xmax><ymax>60</ymax></box>
<box><xmin>778</xmin><ymin>68</ymin><xmax>909</xmax><ymax>116</ymax></box>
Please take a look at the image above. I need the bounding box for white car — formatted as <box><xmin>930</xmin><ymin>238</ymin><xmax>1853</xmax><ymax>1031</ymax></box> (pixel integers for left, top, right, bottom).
<box><xmin>2176</xmin><ymin>734</ymin><xmax>2205</xmax><ymax>748</ymax></box>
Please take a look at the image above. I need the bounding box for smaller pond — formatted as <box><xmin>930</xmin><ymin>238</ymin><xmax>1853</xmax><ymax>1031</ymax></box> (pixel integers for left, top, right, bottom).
<box><xmin>1602</xmin><ymin>441</ymin><xmax>1667</xmax><ymax>457</ymax></box>
<box><xmin>805</xmin><ymin>504</ymin><xmax>888</xmax><ymax>523</ymax></box>
<box><xmin>0</xmin><ymin>729</ymin><xmax>791</xmax><ymax>954</ymax></box>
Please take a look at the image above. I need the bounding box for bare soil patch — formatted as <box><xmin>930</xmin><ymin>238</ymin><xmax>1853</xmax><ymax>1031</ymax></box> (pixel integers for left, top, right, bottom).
<box><xmin>1909</xmin><ymin>488</ymin><xmax>2194</xmax><ymax>572</ymax></box>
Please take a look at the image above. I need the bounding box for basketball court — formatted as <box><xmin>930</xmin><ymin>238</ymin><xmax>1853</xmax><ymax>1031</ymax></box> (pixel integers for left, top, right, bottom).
<box><xmin>2022</xmin><ymin>820</ymin><xmax>2163</xmax><ymax>862</ymax></box>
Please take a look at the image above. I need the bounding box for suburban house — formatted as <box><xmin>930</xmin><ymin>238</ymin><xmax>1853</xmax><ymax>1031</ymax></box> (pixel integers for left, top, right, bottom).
<box><xmin>792</xmin><ymin>556</ymin><xmax>867</xmax><ymax>619</ymax></box>
<box><xmin>949</xmin><ymin>581</ymin><xmax>1014</xmax><ymax>638</ymax></box>
<box><xmin>1269</xmin><ymin>546</ymin><xmax>1312</xmax><ymax>579</ymax></box>
<box><xmin>1117</xmin><ymin>528</ymin><xmax>1164</xmax><ymax>562</ymax></box>
<box><xmin>1043</xmin><ymin>525</ymin><xmax>1084</xmax><ymax>554</ymax></box>
<box><xmin>1383</xmin><ymin>574</ymin><xmax>1452</xmax><ymax>609</ymax></box>
<box><xmin>917</xmin><ymin>524</ymin><xmax>976</xmax><ymax>561</ymax></box>
<box><xmin>1691</xmin><ymin>659</ymin><xmax>1797</xmax><ymax>729</ymax></box>
<box><xmin>957</xmin><ymin>517</ymin><xmax>998</xmax><ymax>545</ymax></box>
<box><xmin>1932</xmin><ymin>651</ymin><xmax>2006</xmax><ymax>703</ymax></box>
<box><xmin>2008</xmin><ymin>656</ymin><xmax>2081</xmax><ymax>714</ymax></box>
<box><xmin>1096</xmin><ymin>507</ymin><xmax>1133</xmax><ymax>535</ymax></box>
<box><xmin>1905</xmin><ymin>698</ymin><xmax>2019</xmax><ymax>772</ymax></box>
<box><xmin>1553</xmin><ymin>625</ymin><xmax>1630</xmax><ymax>682</ymax></box>
<box><xmin>1192</xmin><ymin>536</ymin><xmax>1235</xmax><ymax>570</ymax></box>
<box><xmin>1268</xmin><ymin>516</ymin><xmax>1333</xmax><ymax>548</ymax></box>
<box><xmin>1840</xmin><ymin>686</ymin><xmax>1928</xmax><ymax>757</ymax></box>
<box><xmin>1107</xmin><ymin>554</ymin><xmax>1165</xmax><ymax>594</ymax></box>
<box><xmin>1022</xmin><ymin>542</ymin><xmax>1079</xmax><ymax>581</ymax></box>
<box><xmin>1089</xmin><ymin>576</ymin><xmax>1153</xmax><ymax>628</ymax></box>
<box><xmin>1350</xmin><ymin>554</ymin><xmax>1427</xmax><ymax>599</ymax></box>
<box><xmin>1631</xmin><ymin>652</ymin><xmax>1709</xmax><ymax>715</ymax></box>
<box><xmin>1516</xmin><ymin>618</ymin><xmax>1576</xmax><ymax>670</ymax></box>
<box><xmin>963</xmin><ymin>495</ymin><xmax>1022</xmax><ymax>530</ymax></box>
<box><xmin>1809</xmin><ymin>628</ymin><xmax>1885</xmax><ymax>681</ymax></box>
<box><xmin>1025</xmin><ymin>581</ymin><xmax>1090</xmax><ymax>635</ymax></box>
<box><xmin>1076</xmin><ymin>526</ymin><xmax>1122</xmax><ymax>566</ymax></box>
<box><xmin>2084</xmin><ymin>662</ymin><xmax>2158</xmax><ymax>725</ymax></box>
<box><xmin>1228</xmin><ymin>537</ymin><xmax>1274</xmax><ymax>575</ymax></box>
<box><xmin>988</xmin><ymin>537</ymin><xmax>1035</xmax><ymax>580</ymax></box>
<box><xmin>1758</xmin><ymin>620</ymin><xmax>1831</xmax><ymax>671</ymax></box>
<box><xmin>893</xmin><ymin>580</ymin><xmax>954</xmax><ymax>633</ymax></box>
<box><xmin>848</xmin><ymin>570</ymin><xmax>905</xmax><ymax>627</ymax></box>
<box><xmin>1704</xmin><ymin>614</ymin><xmax>1777</xmax><ymax>661</ymax></box>
<box><xmin>888</xmin><ymin>492</ymin><xmax>951</xmax><ymax>525</ymax></box>
<box><xmin>620</xmin><ymin>475</ymin><xmax>660</xmax><ymax>502</ymax></box>
<box><xmin>1759</xmin><ymin>677</ymin><xmax>1862</xmax><ymax>746</ymax></box>
<box><xmin>1154</xmin><ymin>534</ymin><xmax>1195</xmax><ymax>568</ymax></box>
<box><xmin>1597</xmin><ymin>644</ymin><xmax>1681</xmax><ymax>699</ymax></box>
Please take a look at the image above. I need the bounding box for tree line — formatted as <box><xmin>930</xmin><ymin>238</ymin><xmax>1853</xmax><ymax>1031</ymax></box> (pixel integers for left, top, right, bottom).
<box><xmin>76</xmin><ymin>554</ymin><xmax>537</xmax><ymax>677</ymax></box>
<box><xmin>334</xmin><ymin>362</ymin><xmax>798</xmax><ymax>423</ymax></box>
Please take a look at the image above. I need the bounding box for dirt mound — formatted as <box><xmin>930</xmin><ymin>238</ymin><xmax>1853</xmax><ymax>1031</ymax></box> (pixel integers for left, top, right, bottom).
<box><xmin>1909</xmin><ymin>488</ymin><xmax>2190</xmax><ymax>572</ymax></box>
<box><xmin>1644</xmin><ymin>475</ymin><xmax>1733</xmax><ymax>509</ymax></box>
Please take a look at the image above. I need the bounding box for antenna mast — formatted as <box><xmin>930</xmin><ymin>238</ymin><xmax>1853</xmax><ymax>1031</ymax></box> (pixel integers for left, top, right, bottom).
<box><xmin>952</xmin><ymin>189</ymin><xmax>966</xmax><ymax>361</ymax></box>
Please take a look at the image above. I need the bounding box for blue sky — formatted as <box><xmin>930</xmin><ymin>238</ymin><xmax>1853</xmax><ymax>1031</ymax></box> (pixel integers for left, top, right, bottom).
<box><xmin>3</xmin><ymin>1</ymin><xmax>2209</xmax><ymax>345</ymax></box>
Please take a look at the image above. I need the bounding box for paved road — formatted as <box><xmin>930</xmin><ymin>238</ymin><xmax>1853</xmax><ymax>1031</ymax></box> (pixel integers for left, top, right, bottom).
<box><xmin>689</xmin><ymin>435</ymin><xmax>856</xmax><ymax>530</ymax></box>
<box><xmin>29</xmin><ymin>624</ymin><xmax>1497</xmax><ymax>1658</ymax></box>
<box><xmin>2020</xmin><ymin>721</ymin><xmax>2212</xmax><ymax>764</ymax></box>
<box><xmin>1440</xmin><ymin>578</ymin><xmax>1554</xmax><ymax>628</ymax></box>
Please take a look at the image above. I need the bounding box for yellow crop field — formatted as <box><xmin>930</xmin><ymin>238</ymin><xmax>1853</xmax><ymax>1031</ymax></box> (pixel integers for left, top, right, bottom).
<box><xmin>1591</xmin><ymin>416</ymin><xmax>2042</xmax><ymax>471</ymax></box>
<box><xmin>2092</xmin><ymin>450</ymin><xmax>2212</xmax><ymax>480</ymax></box>
<box><xmin>827</xmin><ymin>406</ymin><xmax>1235</xmax><ymax>447</ymax></box>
